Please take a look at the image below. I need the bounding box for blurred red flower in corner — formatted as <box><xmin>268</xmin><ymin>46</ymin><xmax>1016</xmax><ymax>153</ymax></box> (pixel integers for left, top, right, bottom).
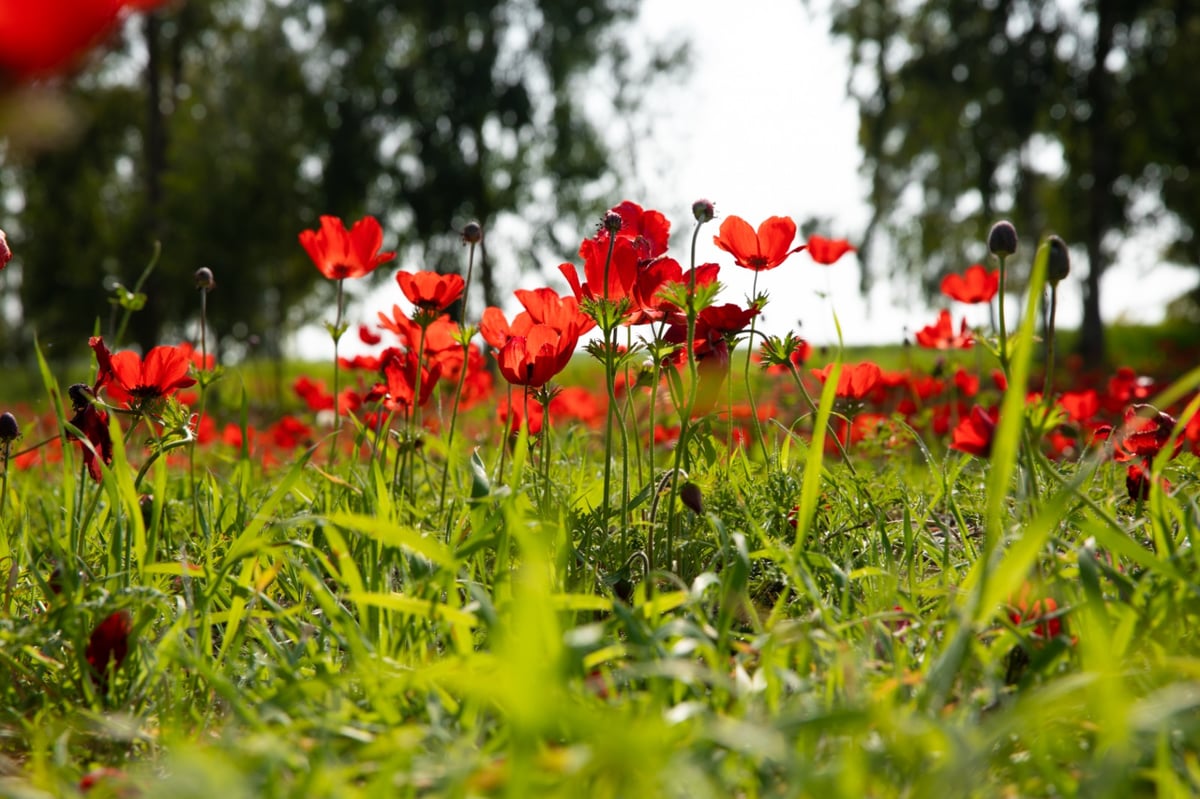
<box><xmin>940</xmin><ymin>264</ymin><xmax>999</xmax><ymax>304</ymax></box>
<box><xmin>713</xmin><ymin>215</ymin><xmax>805</xmax><ymax>271</ymax></box>
<box><xmin>0</xmin><ymin>0</ymin><xmax>169</xmax><ymax>80</ymax></box>
<box><xmin>299</xmin><ymin>215</ymin><xmax>395</xmax><ymax>281</ymax></box>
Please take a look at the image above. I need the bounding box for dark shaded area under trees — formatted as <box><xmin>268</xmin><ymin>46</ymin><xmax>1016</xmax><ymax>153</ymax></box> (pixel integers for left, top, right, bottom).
<box><xmin>0</xmin><ymin>0</ymin><xmax>682</xmax><ymax>364</ymax></box>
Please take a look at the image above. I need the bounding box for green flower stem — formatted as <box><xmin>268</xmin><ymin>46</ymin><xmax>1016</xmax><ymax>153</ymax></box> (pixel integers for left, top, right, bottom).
<box><xmin>664</xmin><ymin>218</ymin><xmax>707</xmax><ymax>581</ymax></box>
<box><xmin>597</xmin><ymin>232</ymin><xmax>619</xmax><ymax>569</ymax></box>
<box><xmin>439</xmin><ymin>239</ymin><xmax>479</xmax><ymax>537</ymax></box>
<box><xmin>996</xmin><ymin>253</ymin><xmax>1010</xmax><ymax>376</ymax></box>
<box><xmin>1043</xmin><ymin>282</ymin><xmax>1059</xmax><ymax>402</ymax></box>
<box><xmin>329</xmin><ymin>277</ymin><xmax>346</xmax><ymax>467</ymax></box>
<box><xmin>742</xmin><ymin>271</ymin><xmax>767</xmax><ymax>458</ymax></box>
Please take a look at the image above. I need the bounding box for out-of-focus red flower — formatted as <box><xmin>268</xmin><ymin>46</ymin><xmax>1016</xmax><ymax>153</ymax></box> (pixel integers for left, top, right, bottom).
<box><xmin>0</xmin><ymin>229</ymin><xmax>11</xmax><ymax>270</ymax></box>
<box><xmin>1110</xmin><ymin>404</ymin><xmax>1181</xmax><ymax>464</ymax></box>
<box><xmin>940</xmin><ymin>264</ymin><xmax>1000</xmax><ymax>304</ymax></box>
<box><xmin>1059</xmin><ymin>389</ymin><xmax>1099</xmax><ymax>423</ymax></box>
<box><xmin>1125</xmin><ymin>462</ymin><xmax>1171</xmax><ymax>501</ymax></box>
<box><xmin>299</xmin><ymin>215</ymin><xmax>395</xmax><ymax>280</ymax></box>
<box><xmin>79</xmin><ymin>766</ymin><xmax>131</xmax><ymax>794</ymax></box>
<box><xmin>1103</xmin><ymin>367</ymin><xmax>1155</xmax><ymax>413</ymax></box>
<box><xmin>810</xmin><ymin>362</ymin><xmax>883</xmax><ymax>402</ymax></box>
<box><xmin>806</xmin><ymin>235</ymin><xmax>855</xmax><ymax>265</ymax></box>
<box><xmin>914</xmin><ymin>310</ymin><xmax>973</xmax><ymax>350</ymax></box>
<box><xmin>950</xmin><ymin>405</ymin><xmax>997</xmax><ymax>457</ymax></box>
<box><xmin>358</xmin><ymin>324</ymin><xmax>383</xmax><ymax>346</ymax></box>
<box><xmin>293</xmin><ymin>376</ymin><xmax>334</xmax><ymax>413</ymax></box>
<box><xmin>608</xmin><ymin>200</ymin><xmax>670</xmax><ymax>263</ymax></box>
<box><xmin>0</xmin><ymin>0</ymin><xmax>167</xmax><ymax>80</ymax></box>
<box><xmin>85</xmin><ymin>609</ymin><xmax>132</xmax><ymax>690</ymax></box>
<box><xmin>713</xmin><ymin>215</ymin><xmax>805</xmax><ymax>271</ymax></box>
<box><xmin>395</xmin><ymin>270</ymin><xmax>465</xmax><ymax>313</ymax></box>
<box><xmin>270</xmin><ymin>415</ymin><xmax>313</xmax><ymax>450</ymax></box>
<box><xmin>1007</xmin><ymin>586</ymin><xmax>1064</xmax><ymax>642</ymax></box>
<box><xmin>953</xmin><ymin>367</ymin><xmax>979</xmax><ymax>398</ymax></box>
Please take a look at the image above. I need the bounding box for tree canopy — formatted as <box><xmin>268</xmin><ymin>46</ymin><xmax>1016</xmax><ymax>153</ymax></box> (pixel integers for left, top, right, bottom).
<box><xmin>828</xmin><ymin>0</ymin><xmax>1200</xmax><ymax>364</ymax></box>
<box><xmin>0</xmin><ymin>0</ymin><xmax>679</xmax><ymax>362</ymax></box>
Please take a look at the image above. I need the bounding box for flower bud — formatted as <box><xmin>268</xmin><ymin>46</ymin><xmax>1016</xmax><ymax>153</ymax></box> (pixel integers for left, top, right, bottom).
<box><xmin>194</xmin><ymin>266</ymin><xmax>215</xmax><ymax>291</ymax></box>
<box><xmin>461</xmin><ymin>220</ymin><xmax>482</xmax><ymax>245</ymax></box>
<box><xmin>0</xmin><ymin>411</ymin><xmax>18</xmax><ymax>442</ymax></box>
<box><xmin>1044</xmin><ymin>235</ymin><xmax>1070</xmax><ymax>284</ymax></box>
<box><xmin>602</xmin><ymin>210</ymin><xmax>623</xmax><ymax>235</ymax></box>
<box><xmin>0</xmin><ymin>229</ymin><xmax>10</xmax><ymax>270</ymax></box>
<box><xmin>987</xmin><ymin>220</ymin><xmax>1018</xmax><ymax>257</ymax></box>
<box><xmin>680</xmin><ymin>482</ymin><xmax>704</xmax><ymax>515</ymax></box>
<box><xmin>691</xmin><ymin>198</ymin><xmax>715</xmax><ymax>223</ymax></box>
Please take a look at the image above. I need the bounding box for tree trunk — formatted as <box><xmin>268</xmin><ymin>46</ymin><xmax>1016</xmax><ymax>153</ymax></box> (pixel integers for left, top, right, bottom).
<box><xmin>1077</xmin><ymin>0</ymin><xmax>1115</xmax><ymax>367</ymax></box>
<box><xmin>135</xmin><ymin>11</ymin><xmax>167</xmax><ymax>351</ymax></box>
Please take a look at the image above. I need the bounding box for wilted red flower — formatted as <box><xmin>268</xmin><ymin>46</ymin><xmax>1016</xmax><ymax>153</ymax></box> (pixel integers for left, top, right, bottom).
<box><xmin>0</xmin><ymin>0</ymin><xmax>167</xmax><ymax>80</ymax></box>
<box><xmin>299</xmin><ymin>215</ymin><xmax>395</xmax><ymax>280</ymax></box>
<box><xmin>1110</xmin><ymin>404</ymin><xmax>1182</xmax><ymax>464</ymax></box>
<box><xmin>914</xmin><ymin>310</ymin><xmax>973</xmax><ymax>350</ymax></box>
<box><xmin>395</xmin><ymin>270</ymin><xmax>465</xmax><ymax>313</ymax></box>
<box><xmin>950</xmin><ymin>405</ymin><xmax>998</xmax><ymax>457</ymax></box>
<box><xmin>67</xmin><ymin>383</ymin><xmax>112</xmax><ymax>482</ymax></box>
<box><xmin>810</xmin><ymin>362</ymin><xmax>883</xmax><ymax>402</ymax></box>
<box><xmin>806</xmin><ymin>235</ymin><xmax>855</xmax><ymax>265</ymax></box>
<box><xmin>940</xmin><ymin>264</ymin><xmax>1000</xmax><ymax>304</ymax></box>
<box><xmin>95</xmin><ymin>342</ymin><xmax>198</xmax><ymax>407</ymax></box>
<box><xmin>713</xmin><ymin>215</ymin><xmax>805</xmax><ymax>271</ymax></box>
<box><xmin>86</xmin><ymin>609</ymin><xmax>132</xmax><ymax>690</ymax></box>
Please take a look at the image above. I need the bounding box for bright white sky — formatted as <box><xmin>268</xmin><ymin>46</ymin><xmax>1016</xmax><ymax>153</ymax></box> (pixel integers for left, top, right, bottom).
<box><xmin>301</xmin><ymin>0</ymin><xmax>1193</xmax><ymax>359</ymax></box>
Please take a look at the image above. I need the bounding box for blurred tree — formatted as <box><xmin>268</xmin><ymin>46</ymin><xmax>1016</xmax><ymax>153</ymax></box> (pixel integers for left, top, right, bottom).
<box><xmin>1</xmin><ymin>0</ymin><xmax>680</xmax><ymax>362</ymax></box>
<box><xmin>828</xmin><ymin>0</ymin><xmax>1200</xmax><ymax>365</ymax></box>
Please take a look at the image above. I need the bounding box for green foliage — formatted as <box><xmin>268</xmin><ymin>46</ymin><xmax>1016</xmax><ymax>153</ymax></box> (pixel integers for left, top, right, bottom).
<box><xmin>829</xmin><ymin>0</ymin><xmax>1200</xmax><ymax>364</ymax></box>
<box><xmin>1</xmin><ymin>0</ymin><xmax>677</xmax><ymax>361</ymax></box>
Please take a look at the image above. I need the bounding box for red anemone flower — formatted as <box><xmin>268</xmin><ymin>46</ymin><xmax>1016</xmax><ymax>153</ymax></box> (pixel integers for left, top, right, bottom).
<box><xmin>950</xmin><ymin>405</ymin><xmax>998</xmax><ymax>457</ymax></box>
<box><xmin>608</xmin><ymin>200</ymin><xmax>670</xmax><ymax>262</ymax></box>
<box><xmin>93</xmin><ymin>341</ymin><xmax>197</xmax><ymax>407</ymax></box>
<box><xmin>0</xmin><ymin>229</ymin><xmax>10</xmax><ymax>270</ymax></box>
<box><xmin>1007</xmin><ymin>586</ymin><xmax>1064</xmax><ymax>641</ymax></box>
<box><xmin>713</xmin><ymin>215</ymin><xmax>805</xmax><ymax>271</ymax></box>
<box><xmin>67</xmin><ymin>383</ymin><xmax>112</xmax><ymax>482</ymax></box>
<box><xmin>806</xmin><ymin>235</ymin><xmax>855</xmax><ymax>265</ymax></box>
<box><xmin>497</xmin><ymin>325</ymin><xmax>577</xmax><ymax>388</ymax></box>
<box><xmin>810</xmin><ymin>362</ymin><xmax>883</xmax><ymax>402</ymax></box>
<box><xmin>395</xmin><ymin>270</ymin><xmax>465</xmax><ymax>312</ymax></box>
<box><xmin>86</xmin><ymin>609</ymin><xmax>132</xmax><ymax>691</ymax></box>
<box><xmin>914</xmin><ymin>310</ymin><xmax>974</xmax><ymax>350</ymax></box>
<box><xmin>559</xmin><ymin>234</ymin><xmax>639</xmax><ymax>304</ymax></box>
<box><xmin>941</xmin><ymin>264</ymin><xmax>1000</xmax><ymax>304</ymax></box>
<box><xmin>299</xmin><ymin>215</ymin><xmax>395</xmax><ymax>280</ymax></box>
